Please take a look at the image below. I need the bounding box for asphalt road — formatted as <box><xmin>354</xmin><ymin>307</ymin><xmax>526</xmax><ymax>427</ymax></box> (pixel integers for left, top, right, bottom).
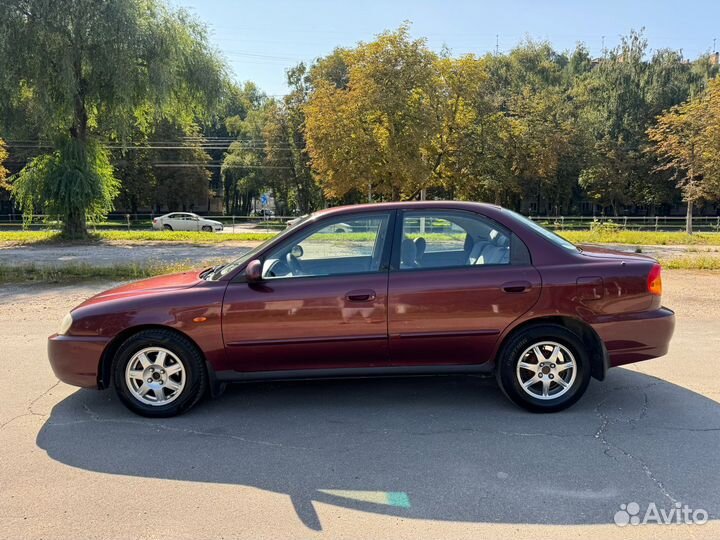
<box><xmin>1</xmin><ymin>271</ymin><xmax>719</xmax><ymax>539</ymax></box>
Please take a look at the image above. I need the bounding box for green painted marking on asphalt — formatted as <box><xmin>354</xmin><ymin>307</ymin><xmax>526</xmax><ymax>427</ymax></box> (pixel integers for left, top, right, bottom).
<box><xmin>386</xmin><ymin>491</ymin><xmax>411</xmax><ymax>508</ymax></box>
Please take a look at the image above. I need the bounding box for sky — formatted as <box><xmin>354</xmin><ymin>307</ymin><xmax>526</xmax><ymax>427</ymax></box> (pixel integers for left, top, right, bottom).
<box><xmin>172</xmin><ymin>0</ymin><xmax>720</xmax><ymax>97</ymax></box>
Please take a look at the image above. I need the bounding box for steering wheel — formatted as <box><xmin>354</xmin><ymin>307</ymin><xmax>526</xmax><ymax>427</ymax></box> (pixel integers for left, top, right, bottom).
<box><xmin>286</xmin><ymin>252</ymin><xmax>303</xmax><ymax>276</ymax></box>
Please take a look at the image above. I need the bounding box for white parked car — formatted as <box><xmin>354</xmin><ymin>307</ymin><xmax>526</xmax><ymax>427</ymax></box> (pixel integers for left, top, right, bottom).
<box><xmin>152</xmin><ymin>212</ymin><xmax>224</xmax><ymax>232</ymax></box>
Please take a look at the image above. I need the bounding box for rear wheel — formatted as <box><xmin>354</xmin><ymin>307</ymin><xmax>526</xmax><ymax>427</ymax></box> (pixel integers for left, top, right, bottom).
<box><xmin>496</xmin><ymin>324</ymin><xmax>590</xmax><ymax>413</ymax></box>
<box><xmin>163</xmin><ymin>224</ymin><xmax>173</xmax><ymax>231</ymax></box>
<box><xmin>112</xmin><ymin>329</ymin><xmax>207</xmax><ymax>417</ymax></box>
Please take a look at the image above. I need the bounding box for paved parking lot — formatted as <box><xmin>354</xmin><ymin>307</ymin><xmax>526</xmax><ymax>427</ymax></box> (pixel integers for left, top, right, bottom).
<box><xmin>0</xmin><ymin>271</ymin><xmax>719</xmax><ymax>539</ymax></box>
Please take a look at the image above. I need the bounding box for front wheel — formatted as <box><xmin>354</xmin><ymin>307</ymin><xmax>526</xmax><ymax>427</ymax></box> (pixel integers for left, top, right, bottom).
<box><xmin>201</xmin><ymin>225</ymin><xmax>212</xmax><ymax>232</ymax></box>
<box><xmin>496</xmin><ymin>324</ymin><xmax>591</xmax><ymax>413</ymax></box>
<box><xmin>112</xmin><ymin>329</ymin><xmax>207</xmax><ymax>417</ymax></box>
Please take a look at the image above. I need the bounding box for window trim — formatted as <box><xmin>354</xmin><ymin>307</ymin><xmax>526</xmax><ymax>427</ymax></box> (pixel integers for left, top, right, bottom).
<box><xmin>241</xmin><ymin>210</ymin><xmax>397</xmax><ymax>283</ymax></box>
<box><xmin>390</xmin><ymin>208</ymin><xmax>527</xmax><ymax>273</ymax></box>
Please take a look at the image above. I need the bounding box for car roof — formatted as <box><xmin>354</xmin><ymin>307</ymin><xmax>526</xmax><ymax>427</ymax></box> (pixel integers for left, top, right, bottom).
<box><xmin>312</xmin><ymin>200</ymin><xmax>503</xmax><ymax>219</ymax></box>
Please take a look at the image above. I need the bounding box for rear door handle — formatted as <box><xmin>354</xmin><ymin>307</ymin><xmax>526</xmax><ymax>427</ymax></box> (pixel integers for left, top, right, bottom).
<box><xmin>345</xmin><ymin>289</ymin><xmax>376</xmax><ymax>302</ymax></box>
<box><xmin>502</xmin><ymin>281</ymin><xmax>531</xmax><ymax>293</ymax></box>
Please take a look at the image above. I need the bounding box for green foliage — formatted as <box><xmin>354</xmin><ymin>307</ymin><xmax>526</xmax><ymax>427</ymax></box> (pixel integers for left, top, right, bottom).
<box><xmin>0</xmin><ymin>139</ymin><xmax>8</xmax><ymax>187</ymax></box>
<box><xmin>305</xmin><ymin>26</ymin><xmax>442</xmax><ymax>200</ymax></box>
<box><xmin>10</xmin><ymin>139</ymin><xmax>119</xmax><ymax>237</ymax></box>
<box><xmin>648</xmin><ymin>78</ymin><xmax>720</xmax><ymax>205</ymax></box>
<box><xmin>0</xmin><ymin>0</ymin><xmax>225</xmax><ymax>140</ymax></box>
<box><xmin>0</xmin><ymin>0</ymin><xmax>226</xmax><ymax>235</ymax></box>
<box><xmin>2</xmin><ymin>17</ymin><xmax>720</xmax><ymax>221</ymax></box>
<box><xmin>572</xmin><ymin>31</ymin><xmax>708</xmax><ymax>213</ymax></box>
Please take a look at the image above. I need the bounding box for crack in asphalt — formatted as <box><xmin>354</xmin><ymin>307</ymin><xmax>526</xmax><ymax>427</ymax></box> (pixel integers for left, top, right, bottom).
<box><xmin>593</xmin><ymin>389</ymin><xmax>678</xmax><ymax>505</ymax></box>
<box><xmin>0</xmin><ymin>380</ymin><xmax>60</xmax><ymax>431</ymax></box>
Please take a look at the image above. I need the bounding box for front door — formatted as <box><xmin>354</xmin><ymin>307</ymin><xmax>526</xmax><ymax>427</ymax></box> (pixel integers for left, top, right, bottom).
<box><xmin>222</xmin><ymin>212</ymin><xmax>394</xmax><ymax>372</ymax></box>
<box><xmin>388</xmin><ymin>210</ymin><xmax>541</xmax><ymax>366</ymax></box>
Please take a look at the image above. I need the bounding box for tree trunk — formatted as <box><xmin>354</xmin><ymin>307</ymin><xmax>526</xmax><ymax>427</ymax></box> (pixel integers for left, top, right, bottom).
<box><xmin>686</xmin><ymin>200</ymin><xmax>694</xmax><ymax>235</ymax></box>
<box><xmin>64</xmin><ymin>207</ymin><xmax>87</xmax><ymax>239</ymax></box>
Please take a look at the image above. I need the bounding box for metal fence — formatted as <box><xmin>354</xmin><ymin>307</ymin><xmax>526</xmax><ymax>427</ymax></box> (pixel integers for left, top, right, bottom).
<box><xmin>1</xmin><ymin>213</ymin><xmax>720</xmax><ymax>233</ymax></box>
<box><xmin>527</xmin><ymin>215</ymin><xmax>720</xmax><ymax>232</ymax></box>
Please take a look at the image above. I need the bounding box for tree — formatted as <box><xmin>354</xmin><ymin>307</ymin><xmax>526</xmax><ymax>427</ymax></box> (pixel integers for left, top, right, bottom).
<box><xmin>152</xmin><ymin>122</ymin><xmax>212</xmax><ymax>213</ymax></box>
<box><xmin>263</xmin><ymin>64</ymin><xmax>323</xmax><ymax>214</ymax></box>
<box><xmin>304</xmin><ymin>26</ymin><xmax>443</xmax><ymax>201</ymax></box>
<box><xmin>221</xmin><ymin>83</ymin><xmax>268</xmax><ymax>215</ymax></box>
<box><xmin>0</xmin><ymin>0</ymin><xmax>225</xmax><ymax>236</ymax></box>
<box><xmin>573</xmin><ymin>31</ymin><xmax>703</xmax><ymax>214</ymax></box>
<box><xmin>648</xmin><ymin>78</ymin><xmax>720</xmax><ymax>233</ymax></box>
<box><xmin>11</xmin><ymin>139</ymin><xmax>118</xmax><ymax>228</ymax></box>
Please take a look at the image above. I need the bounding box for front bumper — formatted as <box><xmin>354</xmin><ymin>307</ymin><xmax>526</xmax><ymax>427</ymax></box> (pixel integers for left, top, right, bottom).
<box><xmin>593</xmin><ymin>307</ymin><xmax>676</xmax><ymax>367</ymax></box>
<box><xmin>47</xmin><ymin>334</ymin><xmax>109</xmax><ymax>388</ymax></box>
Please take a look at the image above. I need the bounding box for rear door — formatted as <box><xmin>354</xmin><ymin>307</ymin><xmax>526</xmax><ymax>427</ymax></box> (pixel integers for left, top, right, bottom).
<box><xmin>163</xmin><ymin>213</ymin><xmax>179</xmax><ymax>229</ymax></box>
<box><xmin>168</xmin><ymin>213</ymin><xmax>188</xmax><ymax>231</ymax></box>
<box><xmin>221</xmin><ymin>211</ymin><xmax>395</xmax><ymax>372</ymax></box>
<box><xmin>179</xmin><ymin>213</ymin><xmax>197</xmax><ymax>231</ymax></box>
<box><xmin>387</xmin><ymin>209</ymin><xmax>541</xmax><ymax>366</ymax></box>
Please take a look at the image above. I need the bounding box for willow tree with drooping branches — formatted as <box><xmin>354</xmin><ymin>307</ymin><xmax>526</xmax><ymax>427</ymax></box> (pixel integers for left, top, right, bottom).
<box><xmin>0</xmin><ymin>0</ymin><xmax>226</xmax><ymax>237</ymax></box>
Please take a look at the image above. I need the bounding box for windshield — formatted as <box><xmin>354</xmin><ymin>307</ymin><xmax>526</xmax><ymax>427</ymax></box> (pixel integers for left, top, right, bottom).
<box><xmin>506</xmin><ymin>210</ymin><xmax>579</xmax><ymax>252</ymax></box>
<box><xmin>206</xmin><ymin>214</ymin><xmax>313</xmax><ymax>280</ymax></box>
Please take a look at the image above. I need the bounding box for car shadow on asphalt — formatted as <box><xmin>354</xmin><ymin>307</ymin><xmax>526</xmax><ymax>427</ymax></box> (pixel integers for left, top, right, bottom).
<box><xmin>36</xmin><ymin>369</ymin><xmax>720</xmax><ymax>530</ymax></box>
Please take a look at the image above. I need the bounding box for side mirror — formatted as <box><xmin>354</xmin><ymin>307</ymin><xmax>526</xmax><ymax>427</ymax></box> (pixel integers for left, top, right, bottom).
<box><xmin>245</xmin><ymin>259</ymin><xmax>263</xmax><ymax>282</ymax></box>
<box><xmin>290</xmin><ymin>244</ymin><xmax>304</xmax><ymax>258</ymax></box>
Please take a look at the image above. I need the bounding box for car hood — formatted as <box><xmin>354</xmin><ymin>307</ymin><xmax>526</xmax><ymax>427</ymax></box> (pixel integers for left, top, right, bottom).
<box><xmin>204</xmin><ymin>219</ymin><xmax>223</xmax><ymax>226</ymax></box>
<box><xmin>76</xmin><ymin>271</ymin><xmax>203</xmax><ymax>308</ymax></box>
<box><xmin>577</xmin><ymin>244</ymin><xmax>656</xmax><ymax>262</ymax></box>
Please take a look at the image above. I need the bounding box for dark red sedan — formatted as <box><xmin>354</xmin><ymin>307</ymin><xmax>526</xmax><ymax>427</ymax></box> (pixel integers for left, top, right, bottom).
<box><xmin>48</xmin><ymin>202</ymin><xmax>675</xmax><ymax>417</ymax></box>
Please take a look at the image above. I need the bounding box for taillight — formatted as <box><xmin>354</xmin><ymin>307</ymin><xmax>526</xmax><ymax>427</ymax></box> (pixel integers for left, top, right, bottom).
<box><xmin>153</xmin><ymin>218</ymin><xmax>157</xmax><ymax>223</ymax></box>
<box><xmin>648</xmin><ymin>264</ymin><xmax>662</xmax><ymax>296</ymax></box>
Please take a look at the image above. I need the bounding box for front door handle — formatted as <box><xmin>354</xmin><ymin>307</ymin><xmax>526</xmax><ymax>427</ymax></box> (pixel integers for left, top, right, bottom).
<box><xmin>502</xmin><ymin>280</ymin><xmax>532</xmax><ymax>293</ymax></box>
<box><xmin>345</xmin><ymin>289</ymin><xmax>376</xmax><ymax>302</ymax></box>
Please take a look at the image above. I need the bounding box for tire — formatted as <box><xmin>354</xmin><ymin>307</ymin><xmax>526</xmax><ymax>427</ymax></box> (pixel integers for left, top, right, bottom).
<box><xmin>163</xmin><ymin>224</ymin><xmax>173</xmax><ymax>231</ymax></box>
<box><xmin>496</xmin><ymin>324</ymin><xmax>591</xmax><ymax>413</ymax></box>
<box><xmin>112</xmin><ymin>329</ymin><xmax>208</xmax><ymax>417</ymax></box>
<box><xmin>201</xmin><ymin>225</ymin><xmax>212</xmax><ymax>232</ymax></box>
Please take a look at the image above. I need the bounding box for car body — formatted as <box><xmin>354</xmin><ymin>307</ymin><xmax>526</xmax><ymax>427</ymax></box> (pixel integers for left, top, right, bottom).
<box><xmin>49</xmin><ymin>201</ymin><xmax>675</xmax><ymax>417</ymax></box>
<box><xmin>152</xmin><ymin>212</ymin><xmax>223</xmax><ymax>232</ymax></box>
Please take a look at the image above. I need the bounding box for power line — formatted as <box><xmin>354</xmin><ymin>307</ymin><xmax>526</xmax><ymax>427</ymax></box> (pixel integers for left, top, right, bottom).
<box><xmin>153</xmin><ymin>164</ymin><xmax>293</xmax><ymax>169</ymax></box>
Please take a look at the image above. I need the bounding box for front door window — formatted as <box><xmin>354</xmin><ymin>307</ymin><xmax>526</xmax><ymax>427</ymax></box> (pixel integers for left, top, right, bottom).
<box><xmin>262</xmin><ymin>214</ymin><xmax>390</xmax><ymax>279</ymax></box>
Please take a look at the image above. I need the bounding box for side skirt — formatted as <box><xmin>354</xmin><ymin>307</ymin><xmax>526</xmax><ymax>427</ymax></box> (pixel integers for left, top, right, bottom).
<box><xmin>214</xmin><ymin>363</ymin><xmax>494</xmax><ymax>384</ymax></box>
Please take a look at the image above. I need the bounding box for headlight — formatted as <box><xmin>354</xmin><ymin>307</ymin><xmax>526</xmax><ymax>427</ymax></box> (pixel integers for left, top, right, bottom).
<box><xmin>58</xmin><ymin>312</ymin><xmax>73</xmax><ymax>335</ymax></box>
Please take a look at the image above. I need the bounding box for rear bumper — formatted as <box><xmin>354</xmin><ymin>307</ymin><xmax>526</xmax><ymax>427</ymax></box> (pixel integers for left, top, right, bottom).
<box><xmin>592</xmin><ymin>307</ymin><xmax>675</xmax><ymax>368</ymax></box>
<box><xmin>47</xmin><ymin>334</ymin><xmax>109</xmax><ymax>388</ymax></box>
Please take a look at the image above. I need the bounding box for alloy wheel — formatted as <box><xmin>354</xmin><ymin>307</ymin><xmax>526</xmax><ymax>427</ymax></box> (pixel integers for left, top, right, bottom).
<box><xmin>125</xmin><ymin>347</ymin><xmax>186</xmax><ymax>406</ymax></box>
<box><xmin>515</xmin><ymin>341</ymin><xmax>576</xmax><ymax>400</ymax></box>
